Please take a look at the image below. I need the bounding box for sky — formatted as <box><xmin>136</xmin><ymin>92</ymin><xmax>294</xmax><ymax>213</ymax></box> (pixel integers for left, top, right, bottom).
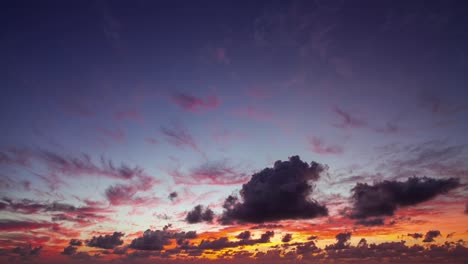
<box><xmin>1</xmin><ymin>0</ymin><xmax>468</xmax><ymax>263</ymax></box>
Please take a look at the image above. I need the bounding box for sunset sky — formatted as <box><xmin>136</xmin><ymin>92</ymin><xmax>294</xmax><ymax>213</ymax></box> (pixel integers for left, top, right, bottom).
<box><xmin>1</xmin><ymin>0</ymin><xmax>468</xmax><ymax>263</ymax></box>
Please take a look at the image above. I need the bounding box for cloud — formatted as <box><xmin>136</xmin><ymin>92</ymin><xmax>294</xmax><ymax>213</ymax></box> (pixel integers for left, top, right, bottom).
<box><xmin>161</xmin><ymin>125</ymin><xmax>206</xmax><ymax>158</ymax></box>
<box><xmin>282</xmin><ymin>233</ymin><xmax>292</xmax><ymax>243</ymax></box>
<box><xmin>407</xmin><ymin>233</ymin><xmax>424</xmax><ymax>239</ymax></box>
<box><xmin>192</xmin><ymin>230</ymin><xmax>275</xmax><ymax>251</ymax></box>
<box><xmin>170</xmin><ymin>160</ymin><xmax>249</xmax><ymax>185</ymax></box>
<box><xmin>97</xmin><ymin>127</ymin><xmax>126</xmax><ymax>142</ymax></box>
<box><xmin>236</xmin><ymin>231</ymin><xmax>251</xmax><ymax>240</ymax></box>
<box><xmin>308</xmin><ymin>137</ymin><xmax>343</xmax><ymax>155</ymax></box>
<box><xmin>69</xmin><ymin>239</ymin><xmax>82</xmax><ymax>246</ymax></box>
<box><xmin>130</xmin><ymin>228</ymin><xmax>197</xmax><ymax>251</ymax></box>
<box><xmin>333</xmin><ymin>107</ymin><xmax>367</xmax><ymax>129</ymax></box>
<box><xmin>104</xmin><ymin>175</ymin><xmax>161</xmax><ymax>206</ymax></box>
<box><xmin>220</xmin><ymin>156</ymin><xmax>328</xmax><ymax>224</ymax></box>
<box><xmin>113</xmin><ymin>109</ymin><xmax>143</xmax><ymax>123</ymax></box>
<box><xmin>62</xmin><ymin>246</ymin><xmax>77</xmax><ymax>255</ymax></box>
<box><xmin>325</xmin><ymin>232</ymin><xmax>352</xmax><ymax>250</ymax></box>
<box><xmin>0</xmin><ymin>219</ymin><xmax>57</xmax><ymax>231</ymax></box>
<box><xmin>168</xmin><ymin>192</ymin><xmax>178</xmax><ymax>201</ymax></box>
<box><xmin>423</xmin><ymin>230</ymin><xmax>441</xmax><ymax>242</ymax></box>
<box><xmin>186</xmin><ymin>205</ymin><xmax>214</xmax><ymax>224</ymax></box>
<box><xmin>215</xmin><ymin>48</ymin><xmax>230</xmax><ymax>64</ymax></box>
<box><xmin>171</xmin><ymin>93</ymin><xmax>220</xmax><ymax>112</ymax></box>
<box><xmin>86</xmin><ymin>232</ymin><xmax>124</xmax><ymax>249</ymax></box>
<box><xmin>355</xmin><ymin>218</ymin><xmax>384</xmax><ymax>226</ymax></box>
<box><xmin>347</xmin><ymin>176</ymin><xmax>460</xmax><ymax>219</ymax></box>
<box><xmin>12</xmin><ymin>244</ymin><xmax>42</xmax><ymax>256</ymax></box>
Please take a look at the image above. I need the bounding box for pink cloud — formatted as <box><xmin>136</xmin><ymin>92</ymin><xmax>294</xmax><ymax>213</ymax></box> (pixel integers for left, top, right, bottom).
<box><xmin>161</xmin><ymin>126</ymin><xmax>206</xmax><ymax>159</ymax></box>
<box><xmin>233</xmin><ymin>106</ymin><xmax>275</xmax><ymax>122</ymax></box>
<box><xmin>332</xmin><ymin>107</ymin><xmax>367</xmax><ymax>129</ymax></box>
<box><xmin>105</xmin><ymin>175</ymin><xmax>162</xmax><ymax>207</ymax></box>
<box><xmin>169</xmin><ymin>161</ymin><xmax>249</xmax><ymax>186</ymax></box>
<box><xmin>308</xmin><ymin>137</ymin><xmax>344</xmax><ymax>155</ymax></box>
<box><xmin>171</xmin><ymin>93</ymin><xmax>220</xmax><ymax>113</ymax></box>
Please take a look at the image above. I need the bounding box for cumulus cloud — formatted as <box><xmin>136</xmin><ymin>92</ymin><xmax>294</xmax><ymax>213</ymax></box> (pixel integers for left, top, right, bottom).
<box><xmin>69</xmin><ymin>239</ymin><xmax>82</xmax><ymax>246</ymax></box>
<box><xmin>325</xmin><ymin>232</ymin><xmax>352</xmax><ymax>250</ymax></box>
<box><xmin>86</xmin><ymin>232</ymin><xmax>124</xmax><ymax>249</ymax></box>
<box><xmin>423</xmin><ymin>230</ymin><xmax>441</xmax><ymax>242</ymax></box>
<box><xmin>130</xmin><ymin>228</ymin><xmax>197</xmax><ymax>251</ymax></box>
<box><xmin>186</xmin><ymin>205</ymin><xmax>214</xmax><ymax>224</ymax></box>
<box><xmin>348</xmin><ymin>176</ymin><xmax>460</xmax><ymax>219</ymax></box>
<box><xmin>62</xmin><ymin>246</ymin><xmax>77</xmax><ymax>255</ymax></box>
<box><xmin>220</xmin><ymin>156</ymin><xmax>328</xmax><ymax>224</ymax></box>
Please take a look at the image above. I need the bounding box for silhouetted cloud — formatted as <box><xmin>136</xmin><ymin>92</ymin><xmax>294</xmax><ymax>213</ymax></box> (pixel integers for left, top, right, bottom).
<box><xmin>220</xmin><ymin>156</ymin><xmax>328</xmax><ymax>223</ymax></box>
<box><xmin>325</xmin><ymin>232</ymin><xmax>352</xmax><ymax>250</ymax></box>
<box><xmin>236</xmin><ymin>231</ymin><xmax>251</xmax><ymax>240</ymax></box>
<box><xmin>12</xmin><ymin>244</ymin><xmax>42</xmax><ymax>256</ymax></box>
<box><xmin>186</xmin><ymin>205</ymin><xmax>214</xmax><ymax>224</ymax></box>
<box><xmin>282</xmin><ymin>233</ymin><xmax>292</xmax><ymax>243</ymax></box>
<box><xmin>69</xmin><ymin>239</ymin><xmax>82</xmax><ymax>246</ymax></box>
<box><xmin>348</xmin><ymin>176</ymin><xmax>460</xmax><ymax>219</ymax></box>
<box><xmin>62</xmin><ymin>246</ymin><xmax>77</xmax><ymax>255</ymax></box>
<box><xmin>168</xmin><ymin>192</ymin><xmax>178</xmax><ymax>201</ymax></box>
<box><xmin>407</xmin><ymin>233</ymin><xmax>424</xmax><ymax>239</ymax></box>
<box><xmin>355</xmin><ymin>218</ymin><xmax>384</xmax><ymax>226</ymax></box>
<box><xmin>130</xmin><ymin>228</ymin><xmax>197</xmax><ymax>251</ymax></box>
<box><xmin>87</xmin><ymin>232</ymin><xmax>124</xmax><ymax>249</ymax></box>
<box><xmin>423</xmin><ymin>230</ymin><xmax>441</xmax><ymax>242</ymax></box>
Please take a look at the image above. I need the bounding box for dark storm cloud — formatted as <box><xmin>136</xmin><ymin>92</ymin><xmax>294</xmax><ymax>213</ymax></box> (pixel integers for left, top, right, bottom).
<box><xmin>355</xmin><ymin>218</ymin><xmax>384</xmax><ymax>226</ymax></box>
<box><xmin>185</xmin><ymin>205</ymin><xmax>214</xmax><ymax>224</ymax></box>
<box><xmin>407</xmin><ymin>233</ymin><xmax>424</xmax><ymax>239</ymax></box>
<box><xmin>220</xmin><ymin>156</ymin><xmax>328</xmax><ymax>224</ymax></box>
<box><xmin>130</xmin><ymin>228</ymin><xmax>197</xmax><ymax>251</ymax></box>
<box><xmin>423</xmin><ymin>230</ymin><xmax>441</xmax><ymax>242</ymax></box>
<box><xmin>348</xmin><ymin>176</ymin><xmax>460</xmax><ymax>219</ymax></box>
<box><xmin>325</xmin><ymin>232</ymin><xmax>352</xmax><ymax>250</ymax></box>
<box><xmin>86</xmin><ymin>232</ymin><xmax>124</xmax><ymax>249</ymax></box>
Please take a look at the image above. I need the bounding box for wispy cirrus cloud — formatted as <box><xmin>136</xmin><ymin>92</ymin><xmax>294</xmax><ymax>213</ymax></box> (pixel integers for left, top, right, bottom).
<box><xmin>308</xmin><ymin>137</ymin><xmax>343</xmax><ymax>155</ymax></box>
<box><xmin>332</xmin><ymin>107</ymin><xmax>367</xmax><ymax>129</ymax></box>
<box><xmin>169</xmin><ymin>160</ymin><xmax>249</xmax><ymax>186</ymax></box>
<box><xmin>161</xmin><ymin>125</ymin><xmax>206</xmax><ymax>158</ymax></box>
<box><xmin>171</xmin><ymin>93</ymin><xmax>220</xmax><ymax>113</ymax></box>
